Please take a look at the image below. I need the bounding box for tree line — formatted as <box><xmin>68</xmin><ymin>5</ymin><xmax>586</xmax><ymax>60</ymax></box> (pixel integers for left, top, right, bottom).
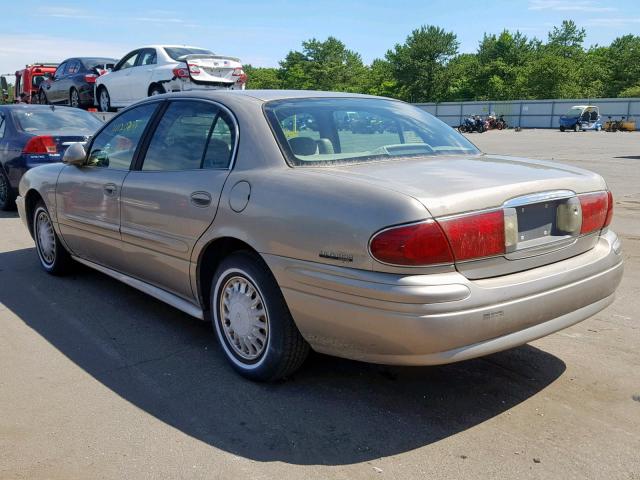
<box><xmin>244</xmin><ymin>20</ymin><xmax>640</xmax><ymax>102</ymax></box>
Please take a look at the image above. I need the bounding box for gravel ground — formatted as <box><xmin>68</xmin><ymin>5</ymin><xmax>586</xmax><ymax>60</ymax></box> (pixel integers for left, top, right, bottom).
<box><xmin>0</xmin><ymin>129</ymin><xmax>638</xmax><ymax>479</ymax></box>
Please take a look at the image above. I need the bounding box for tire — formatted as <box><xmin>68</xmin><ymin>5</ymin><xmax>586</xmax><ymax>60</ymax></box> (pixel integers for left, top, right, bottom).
<box><xmin>211</xmin><ymin>251</ymin><xmax>309</xmax><ymax>381</ymax></box>
<box><xmin>0</xmin><ymin>168</ymin><xmax>16</xmax><ymax>211</ymax></box>
<box><xmin>148</xmin><ymin>84</ymin><xmax>165</xmax><ymax>96</ymax></box>
<box><xmin>97</xmin><ymin>87</ymin><xmax>112</xmax><ymax>112</ymax></box>
<box><xmin>560</xmin><ymin>126</ymin><xmax>565</xmax><ymax>132</ymax></box>
<box><xmin>33</xmin><ymin>201</ymin><xmax>73</xmax><ymax>275</ymax></box>
<box><xmin>38</xmin><ymin>90</ymin><xmax>49</xmax><ymax>105</ymax></box>
<box><xmin>69</xmin><ymin>88</ymin><xmax>80</xmax><ymax>108</ymax></box>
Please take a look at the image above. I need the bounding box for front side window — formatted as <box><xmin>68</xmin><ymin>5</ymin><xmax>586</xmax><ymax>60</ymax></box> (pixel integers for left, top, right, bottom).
<box><xmin>265</xmin><ymin>98</ymin><xmax>480</xmax><ymax>166</ymax></box>
<box><xmin>116</xmin><ymin>51</ymin><xmax>139</xmax><ymax>71</ymax></box>
<box><xmin>54</xmin><ymin>63</ymin><xmax>67</xmax><ymax>79</ymax></box>
<box><xmin>87</xmin><ymin>103</ymin><xmax>157</xmax><ymax>169</ymax></box>
<box><xmin>142</xmin><ymin>101</ymin><xmax>234</xmax><ymax>171</ymax></box>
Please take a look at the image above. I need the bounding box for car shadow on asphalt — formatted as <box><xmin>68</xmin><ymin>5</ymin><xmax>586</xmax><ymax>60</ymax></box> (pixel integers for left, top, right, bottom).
<box><xmin>0</xmin><ymin>247</ymin><xmax>566</xmax><ymax>466</ymax></box>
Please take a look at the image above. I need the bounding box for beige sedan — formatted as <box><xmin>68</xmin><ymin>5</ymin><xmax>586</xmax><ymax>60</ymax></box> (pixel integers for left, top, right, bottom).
<box><xmin>16</xmin><ymin>91</ymin><xmax>623</xmax><ymax>381</ymax></box>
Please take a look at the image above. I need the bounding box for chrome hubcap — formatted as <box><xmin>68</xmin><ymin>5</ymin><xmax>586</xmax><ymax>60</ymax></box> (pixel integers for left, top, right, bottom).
<box><xmin>36</xmin><ymin>211</ymin><xmax>56</xmax><ymax>265</ymax></box>
<box><xmin>219</xmin><ymin>275</ymin><xmax>269</xmax><ymax>361</ymax></box>
<box><xmin>71</xmin><ymin>91</ymin><xmax>79</xmax><ymax>107</ymax></box>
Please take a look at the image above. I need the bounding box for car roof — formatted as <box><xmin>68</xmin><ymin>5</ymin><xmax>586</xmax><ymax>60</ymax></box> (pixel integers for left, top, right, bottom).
<box><xmin>162</xmin><ymin>89</ymin><xmax>387</xmax><ymax>103</ymax></box>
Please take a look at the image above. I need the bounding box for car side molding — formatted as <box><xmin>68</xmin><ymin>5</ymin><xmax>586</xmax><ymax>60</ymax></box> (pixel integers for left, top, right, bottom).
<box><xmin>72</xmin><ymin>256</ymin><xmax>204</xmax><ymax>320</ymax></box>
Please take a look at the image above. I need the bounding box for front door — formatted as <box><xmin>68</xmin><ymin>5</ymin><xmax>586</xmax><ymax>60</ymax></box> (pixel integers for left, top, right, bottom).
<box><xmin>119</xmin><ymin>99</ymin><xmax>236</xmax><ymax>299</ymax></box>
<box><xmin>128</xmin><ymin>48</ymin><xmax>157</xmax><ymax>102</ymax></box>
<box><xmin>104</xmin><ymin>50</ymin><xmax>140</xmax><ymax>106</ymax></box>
<box><xmin>56</xmin><ymin>102</ymin><xmax>159</xmax><ymax>270</ymax></box>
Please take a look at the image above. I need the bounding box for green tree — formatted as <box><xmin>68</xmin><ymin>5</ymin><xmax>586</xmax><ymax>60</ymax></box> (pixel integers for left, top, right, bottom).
<box><xmin>386</xmin><ymin>25</ymin><xmax>459</xmax><ymax>102</ymax></box>
<box><xmin>547</xmin><ymin>20</ymin><xmax>586</xmax><ymax>58</ymax></box>
<box><xmin>361</xmin><ymin>59</ymin><xmax>398</xmax><ymax>98</ymax></box>
<box><xmin>605</xmin><ymin>35</ymin><xmax>640</xmax><ymax>97</ymax></box>
<box><xmin>443</xmin><ymin>53</ymin><xmax>479</xmax><ymax>101</ymax></box>
<box><xmin>278</xmin><ymin>37</ymin><xmax>368</xmax><ymax>92</ymax></box>
<box><xmin>243</xmin><ymin>65</ymin><xmax>282</xmax><ymax>89</ymax></box>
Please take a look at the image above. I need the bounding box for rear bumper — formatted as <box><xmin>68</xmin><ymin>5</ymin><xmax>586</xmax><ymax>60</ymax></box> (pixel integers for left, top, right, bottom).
<box><xmin>264</xmin><ymin>230</ymin><xmax>623</xmax><ymax>365</ymax></box>
<box><xmin>167</xmin><ymin>79</ymin><xmax>244</xmax><ymax>92</ymax></box>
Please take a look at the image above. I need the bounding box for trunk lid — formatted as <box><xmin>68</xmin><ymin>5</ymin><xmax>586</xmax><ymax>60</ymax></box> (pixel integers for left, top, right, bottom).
<box><xmin>180</xmin><ymin>54</ymin><xmax>244</xmax><ymax>86</ymax></box>
<box><xmin>313</xmin><ymin>154</ymin><xmax>608</xmax><ymax>278</ymax></box>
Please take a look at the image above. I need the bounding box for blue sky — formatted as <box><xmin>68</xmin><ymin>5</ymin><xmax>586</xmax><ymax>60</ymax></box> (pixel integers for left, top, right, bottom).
<box><xmin>1</xmin><ymin>0</ymin><xmax>639</xmax><ymax>76</ymax></box>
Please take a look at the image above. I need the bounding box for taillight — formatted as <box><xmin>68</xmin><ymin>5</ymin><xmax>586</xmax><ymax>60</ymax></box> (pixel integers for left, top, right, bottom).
<box><xmin>369</xmin><ymin>220</ymin><xmax>453</xmax><ymax>266</ymax></box>
<box><xmin>23</xmin><ymin>135</ymin><xmax>57</xmax><ymax>154</ymax></box>
<box><xmin>188</xmin><ymin>63</ymin><xmax>201</xmax><ymax>76</ymax></box>
<box><xmin>439</xmin><ymin>210</ymin><xmax>505</xmax><ymax>261</ymax></box>
<box><xmin>172</xmin><ymin>67</ymin><xmax>190</xmax><ymax>79</ymax></box>
<box><xmin>232</xmin><ymin>67</ymin><xmax>247</xmax><ymax>84</ymax></box>
<box><xmin>579</xmin><ymin>191</ymin><xmax>611</xmax><ymax>234</ymax></box>
<box><xmin>84</xmin><ymin>74</ymin><xmax>97</xmax><ymax>83</ymax></box>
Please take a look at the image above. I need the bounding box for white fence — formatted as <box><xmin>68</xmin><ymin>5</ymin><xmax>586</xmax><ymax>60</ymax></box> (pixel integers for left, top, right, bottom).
<box><xmin>415</xmin><ymin>98</ymin><xmax>640</xmax><ymax>130</ymax></box>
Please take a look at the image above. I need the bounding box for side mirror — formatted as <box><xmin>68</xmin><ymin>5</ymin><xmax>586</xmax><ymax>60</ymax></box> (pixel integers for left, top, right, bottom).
<box><xmin>63</xmin><ymin>142</ymin><xmax>87</xmax><ymax>166</ymax></box>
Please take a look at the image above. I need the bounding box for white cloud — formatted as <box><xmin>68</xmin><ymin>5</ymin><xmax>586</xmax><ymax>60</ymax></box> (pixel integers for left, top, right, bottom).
<box><xmin>583</xmin><ymin>17</ymin><xmax>640</xmax><ymax>27</ymax></box>
<box><xmin>0</xmin><ymin>34</ymin><xmax>126</xmax><ymax>77</ymax></box>
<box><xmin>528</xmin><ymin>0</ymin><xmax>616</xmax><ymax>12</ymax></box>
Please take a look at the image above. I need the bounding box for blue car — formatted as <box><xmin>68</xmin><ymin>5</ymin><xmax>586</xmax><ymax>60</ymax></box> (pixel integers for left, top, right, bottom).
<box><xmin>559</xmin><ymin>105</ymin><xmax>602</xmax><ymax>132</ymax></box>
<box><xmin>0</xmin><ymin>105</ymin><xmax>103</xmax><ymax>210</ymax></box>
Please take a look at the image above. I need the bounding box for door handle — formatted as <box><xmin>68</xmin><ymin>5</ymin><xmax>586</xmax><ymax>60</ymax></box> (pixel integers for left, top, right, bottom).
<box><xmin>103</xmin><ymin>183</ymin><xmax>117</xmax><ymax>196</ymax></box>
<box><xmin>190</xmin><ymin>191</ymin><xmax>211</xmax><ymax>207</ymax></box>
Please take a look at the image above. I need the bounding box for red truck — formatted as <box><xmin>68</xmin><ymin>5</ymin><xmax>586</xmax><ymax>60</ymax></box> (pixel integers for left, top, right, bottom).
<box><xmin>4</xmin><ymin>63</ymin><xmax>58</xmax><ymax>103</ymax></box>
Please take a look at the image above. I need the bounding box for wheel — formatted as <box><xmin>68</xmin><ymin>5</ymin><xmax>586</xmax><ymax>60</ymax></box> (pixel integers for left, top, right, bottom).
<box><xmin>149</xmin><ymin>84</ymin><xmax>165</xmax><ymax>96</ymax></box>
<box><xmin>458</xmin><ymin>125</ymin><xmax>466</xmax><ymax>133</ymax></box>
<box><xmin>211</xmin><ymin>251</ymin><xmax>309</xmax><ymax>381</ymax></box>
<box><xmin>560</xmin><ymin>126</ymin><xmax>565</xmax><ymax>132</ymax></box>
<box><xmin>0</xmin><ymin>168</ymin><xmax>16</xmax><ymax>211</ymax></box>
<box><xmin>33</xmin><ymin>201</ymin><xmax>73</xmax><ymax>275</ymax></box>
<box><xmin>497</xmin><ymin>123</ymin><xmax>504</xmax><ymax>130</ymax></box>
<box><xmin>98</xmin><ymin>87</ymin><xmax>112</xmax><ymax>112</ymax></box>
<box><xmin>69</xmin><ymin>88</ymin><xmax>80</xmax><ymax>108</ymax></box>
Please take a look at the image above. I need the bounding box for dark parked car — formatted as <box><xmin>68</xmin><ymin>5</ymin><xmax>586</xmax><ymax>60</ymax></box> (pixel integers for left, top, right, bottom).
<box><xmin>0</xmin><ymin>105</ymin><xmax>103</xmax><ymax>210</ymax></box>
<box><xmin>39</xmin><ymin>57</ymin><xmax>118</xmax><ymax>109</ymax></box>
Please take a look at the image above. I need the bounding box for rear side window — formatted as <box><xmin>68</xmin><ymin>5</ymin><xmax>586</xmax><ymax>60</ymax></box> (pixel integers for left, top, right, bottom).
<box><xmin>141</xmin><ymin>101</ymin><xmax>235</xmax><ymax>171</ymax></box>
<box><xmin>87</xmin><ymin>103</ymin><xmax>157</xmax><ymax>169</ymax></box>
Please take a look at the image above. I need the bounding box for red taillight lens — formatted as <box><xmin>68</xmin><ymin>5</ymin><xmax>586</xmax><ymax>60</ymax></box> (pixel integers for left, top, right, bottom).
<box><xmin>579</xmin><ymin>191</ymin><xmax>609</xmax><ymax>234</ymax></box>
<box><xmin>172</xmin><ymin>67</ymin><xmax>190</xmax><ymax>79</ymax></box>
<box><xmin>232</xmin><ymin>67</ymin><xmax>247</xmax><ymax>84</ymax></box>
<box><xmin>369</xmin><ymin>220</ymin><xmax>454</xmax><ymax>266</ymax></box>
<box><xmin>23</xmin><ymin>135</ymin><xmax>57</xmax><ymax>154</ymax></box>
<box><xmin>604</xmin><ymin>190</ymin><xmax>614</xmax><ymax>229</ymax></box>
<box><xmin>84</xmin><ymin>74</ymin><xmax>97</xmax><ymax>83</ymax></box>
<box><xmin>439</xmin><ymin>210</ymin><xmax>505</xmax><ymax>261</ymax></box>
<box><xmin>188</xmin><ymin>63</ymin><xmax>201</xmax><ymax>76</ymax></box>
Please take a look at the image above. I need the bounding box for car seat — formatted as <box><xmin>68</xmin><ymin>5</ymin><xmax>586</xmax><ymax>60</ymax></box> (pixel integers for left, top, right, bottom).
<box><xmin>289</xmin><ymin>136</ymin><xmax>318</xmax><ymax>156</ymax></box>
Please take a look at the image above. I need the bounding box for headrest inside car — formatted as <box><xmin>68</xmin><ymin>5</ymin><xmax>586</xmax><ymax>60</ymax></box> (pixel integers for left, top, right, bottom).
<box><xmin>289</xmin><ymin>136</ymin><xmax>318</xmax><ymax>156</ymax></box>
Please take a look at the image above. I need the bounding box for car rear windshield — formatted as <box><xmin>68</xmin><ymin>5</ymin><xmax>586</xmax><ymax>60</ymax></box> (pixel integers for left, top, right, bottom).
<box><xmin>264</xmin><ymin>98</ymin><xmax>480</xmax><ymax>166</ymax></box>
<box><xmin>12</xmin><ymin>107</ymin><xmax>103</xmax><ymax>134</ymax></box>
<box><xmin>83</xmin><ymin>58</ymin><xmax>117</xmax><ymax>71</ymax></box>
<box><xmin>164</xmin><ymin>47</ymin><xmax>214</xmax><ymax>61</ymax></box>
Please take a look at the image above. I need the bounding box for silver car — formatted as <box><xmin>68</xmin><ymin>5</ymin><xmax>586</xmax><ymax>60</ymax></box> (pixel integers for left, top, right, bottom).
<box><xmin>16</xmin><ymin>91</ymin><xmax>623</xmax><ymax>381</ymax></box>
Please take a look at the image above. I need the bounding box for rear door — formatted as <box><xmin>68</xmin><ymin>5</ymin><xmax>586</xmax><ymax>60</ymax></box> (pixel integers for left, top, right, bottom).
<box><xmin>56</xmin><ymin>102</ymin><xmax>159</xmax><ymax>270</ymax></box>
<box><xmin>119</xmin><ymin>99</ymin><xmax>236</xmax><ymax>299</ymax></box>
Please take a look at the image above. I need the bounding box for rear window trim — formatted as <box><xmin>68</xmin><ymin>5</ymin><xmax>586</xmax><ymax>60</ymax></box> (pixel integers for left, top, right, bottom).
<box><xmin>262</xmin><ymin>97</ymin><xmax>480</xmax><ymax>168</ymax></box>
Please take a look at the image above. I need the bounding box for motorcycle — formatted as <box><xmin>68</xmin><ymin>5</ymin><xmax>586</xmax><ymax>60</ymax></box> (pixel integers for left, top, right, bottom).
<box><xmin>458</xmin><ymin>116</ymin><xmax>485</xmax><ymax>133</ymax></box>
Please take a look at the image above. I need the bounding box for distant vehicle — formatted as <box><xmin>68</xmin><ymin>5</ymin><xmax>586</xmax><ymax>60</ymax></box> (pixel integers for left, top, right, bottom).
<box><xmin>38</xmin><ymin>57</ymin><xmax>117</xmax><ymax>109</ymax></box>
<box><xmin>458</xmin><ymin>116</ymin><xmax>485</xmax><ymax>133</ymax></box>
<box><xmin>559</xmin><ymin>105</ymin><xmax>602</xmax><ymax>132</ymax></box>
<box><xmin>0</xmin><ymin>105</ymin><xmax>103</xmax><ymax>210</ymax></box>
<box><xmin>1</xmin><ymin>64</ymin><xmax>58</xmax><ymax>104</ymax></box>
<box><xmin>95</xmin><ymin>45</ymin><xmax>247</xmax><ymax>112</ymax></box>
